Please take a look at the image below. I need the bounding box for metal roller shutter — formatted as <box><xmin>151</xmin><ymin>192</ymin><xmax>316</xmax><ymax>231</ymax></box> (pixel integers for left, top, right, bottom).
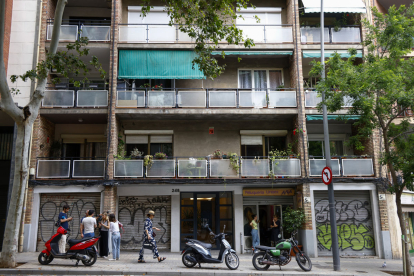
<box><xmin>37</xmin><ymin>193</ymin><xmax>101</xmax><ymax>251</ymax></box>
<box><xmin>118</xmin><ymin>196</ymin><xmax>171</xmax><ymax>250</ymax></box>
<box><xmin>314</xmin><ymin>191</ymin><xmax>375</xmax><ymax>256</ymax></box>
<box><xmin>243</xmin><ymin>196</ymin><xmax>294</xmax><ymax>205</ymax></box>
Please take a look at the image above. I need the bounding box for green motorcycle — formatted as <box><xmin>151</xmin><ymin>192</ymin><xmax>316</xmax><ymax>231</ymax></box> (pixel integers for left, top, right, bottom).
<box><xmin>252</xmin><ymin>229</ymin><xmax>312</xmax><ymax>272</ymax></box>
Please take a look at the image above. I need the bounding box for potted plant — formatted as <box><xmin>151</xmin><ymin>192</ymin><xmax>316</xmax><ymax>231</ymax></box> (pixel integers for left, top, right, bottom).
<box><xmin>212</xmin><ymin>149</ymin><xmax>222</xmax><ymax>159</ymax></box>
<box><xmin>154</xmin><ymin>152</ymin><xmax>167</xmax><ymax>160</ymax></box>
<box><xmin>130</xmin><ymin>148</ymin><xmax>143</xmax><ymax>159</ymax></box>
<box><xmin>144</xmin><ymin>155</ymin><xmax>154</xmax><ymax>170</ymax></box>
<box><xmin>227</xmin><ymin>152</ymin><xmax>240</xmax><ymax>174</ymax></box>
<box><xmin>283</xmin><ymin>207</ymin><xmax>306</xmax><ymax>255</ymax></box>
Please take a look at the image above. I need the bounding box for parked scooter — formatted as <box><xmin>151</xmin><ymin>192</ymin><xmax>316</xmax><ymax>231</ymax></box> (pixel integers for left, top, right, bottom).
<box><xmin>252</xmin><ymin>228</ymin><xmax>312</xmax><ymax>272</ymax></box>
<box><xmin>181</xmin><ymin>224</ymin><xmax>239</xmax><ymax>270</ymax></box>
<box><xmin>38</xmin><ymin>226</ymin><xmax>100</xmax><ymax>266</ymax></box>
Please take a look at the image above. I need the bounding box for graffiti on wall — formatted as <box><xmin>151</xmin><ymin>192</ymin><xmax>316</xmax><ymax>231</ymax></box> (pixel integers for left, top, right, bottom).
<box><xmin>118</xmin><ymin>196</ymin><xmax>171</xmax><ymax>250</ymax></box>
<box><xmin>314</xmin><ymin>199</ymin><xmax>375</xmax><ymax>252</ymax></box>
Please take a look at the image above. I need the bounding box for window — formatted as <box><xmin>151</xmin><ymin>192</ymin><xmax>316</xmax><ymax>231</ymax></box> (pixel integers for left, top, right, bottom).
<box><xmin>241</xmin><ymin>136</ymin><xmax>286</xmax><ymax>157</ymax></box>
<box><xmin>238</xmin><ymin>69</ymin><xmax>283</xmax><ymax>90</ymax></box>
<box><xmin>308</xmin><ymin>140</ymin><xmax>344</xmax><ymax>157</ymax></box>
<box><xmin>236</xmin><ymin>8</ymin><xmax>282</xmax><ymax>25</ymax></box>
<box><xmin>125</xmin><ymin>135</ymin><xmax>173</xmax><ymax>157</ymax></box>
<box><xmin>128</xmin><ymin>7</ymin><xmax>170</xmax><ymax>24</ymax></box>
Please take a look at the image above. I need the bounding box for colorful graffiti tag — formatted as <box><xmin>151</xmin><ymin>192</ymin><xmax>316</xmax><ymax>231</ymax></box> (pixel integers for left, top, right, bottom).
<box><xmin>315</xmin><ymin>198</ymin><xmax>375</xmax><ymax>253</ymax></box>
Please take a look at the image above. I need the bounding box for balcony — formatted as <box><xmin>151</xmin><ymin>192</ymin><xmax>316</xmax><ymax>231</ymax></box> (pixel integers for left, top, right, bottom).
<box><xmin>300</xmin><ymin>26</ymin><xmax>361</xmax><ymax>44</ymax></box>
<box><xmin>118</xmin><ymin>24</ymin><xmax>293</xmax><ymax>44</ymax></box>
<box><xmin>309</xmin><ymin>156</ymin><xmax>374</xmax><ymax>177</ymax></box>
<box><xmin>42</xmin><ymin>89</ymin><xmax>108</xmax><ymax>108</ymax></box>
<box><xmin>116</xmin><ymin>88</ymin><xmax>297</xmax><ymax>109</ymax></box>
<box><xmin>36</xmin><ymin>158</ymin><xmax>106</xmax><ymax>179</ymax></box>
<box><xmin>46</xmin><ymin>19</ymin><xmax>111</xmax><ymax>42</ymax></box>
<box><xmin>305</xmin><ymin>90</ymin><xmax>353</xmax><ymax>108</ymax></box>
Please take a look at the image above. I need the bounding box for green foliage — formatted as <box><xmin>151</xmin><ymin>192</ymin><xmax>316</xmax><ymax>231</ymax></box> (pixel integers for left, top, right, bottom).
<box><xmin>309</xmin><ymin>4</ymin><xmax>414</xmax><ymax>193</ymax></box>
<box><xmin>283</xmin><ymin>207</ymin><xmax>305</xmax><ymax>234</ymax></box>
<box><xmin>114</xmin><ymin>135</ymin><xmax>129</xmax><ymax>160</ymax></box>
<box><xmin>227</xmin><ymin>152</ymin><xmax>240</xmax><ymax>173</ymax></box>
<box><xmin>144</xmin><ymin>155</ymin><xmax>154</xmax><ymax>169</ymax></box>
<box><xmin>140</xmin><ymin>0</ymin><xmax>255</xmax><ymax>79</ymax></box>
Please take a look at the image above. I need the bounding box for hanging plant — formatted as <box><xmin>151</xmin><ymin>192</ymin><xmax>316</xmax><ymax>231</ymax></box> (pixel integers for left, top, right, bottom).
<box><xmin>144</xmin><ymin>155</ymin><xmax>154</xmax><ymax>170</ymax></box>
<box><xmin>114</xmin><ymin>134</ymin><xmax>129</xmax><ymax>160</ymax></box>
<box><xmin>227</xmin><ymin>152</ymin><xmax>240</xmax><ymax>173</ymax></box>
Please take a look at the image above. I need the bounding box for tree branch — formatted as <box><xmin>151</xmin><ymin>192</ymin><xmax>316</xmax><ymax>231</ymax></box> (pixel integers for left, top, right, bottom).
<box><xmin>0</xmin><ymin>0</ymin><xmax>24</xmax><ymax>122</ymax></box>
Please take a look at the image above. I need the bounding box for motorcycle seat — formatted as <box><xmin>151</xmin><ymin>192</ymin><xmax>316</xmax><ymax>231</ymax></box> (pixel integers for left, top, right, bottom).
<box><xmin>68</xmin><ymin>237</ymin><xmax>94</xmax><ymax>246</ymax></box>
<box><xmin>188</xmin><ymin>239</ymin><xmax>212</xmax><ymax>249</ymax></box>
<box><xmin>256</xmin><ymin>245</ymin><xmax>275</xmax><ymax>251</ymax></box>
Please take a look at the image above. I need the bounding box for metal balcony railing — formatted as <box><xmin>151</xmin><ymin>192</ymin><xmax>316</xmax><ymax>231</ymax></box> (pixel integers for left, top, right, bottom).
<box><xmin>36</xmin><ymin>157</ymin><xmax>106</xmax><ymax>179</ymax></box>
<box><xmin>42</xmin><ymin>84</ymin><xmax>108</xmax><ymax>108</ymax></box>
<box><xmin>304</xmin><ymin>89</ymin><xmax>353</xmax><ymax>108</ymax></box>
<box><xmin>308</xmin><ymin>156</ymin><xmax>374</xmax><ymax>177</ymax></box>
<box><xmin>118</xmin><ymin>24</ymin><xmax>293</xmax><ymax>43</ymax></box>
<box><xmin>300</xmin><ymin>25</ymin><xmax>362</xmax><ymax>44</ymax></box>
<box><xmin>116</xmin><ymin>88</ymin><xmax>297</xmax><ymax>109</ymax></box>
<box><xmin>46</xmin><ymin>19</ymin><xmax>111</xmax><ymax>42</ymax></box>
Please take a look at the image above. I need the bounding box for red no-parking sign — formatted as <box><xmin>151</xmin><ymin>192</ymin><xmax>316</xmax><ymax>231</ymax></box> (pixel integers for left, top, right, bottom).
<box><xmin>322</xmin><ymin>167</ymin><xmax>333</xmax><ymax>185</ymax></box>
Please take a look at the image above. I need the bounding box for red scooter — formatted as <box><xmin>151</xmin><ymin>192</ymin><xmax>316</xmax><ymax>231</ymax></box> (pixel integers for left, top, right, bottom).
<box><xmin>38</xmin><ymin>226</ymin><xmax>100</xmax><ymax>266</ymax></box>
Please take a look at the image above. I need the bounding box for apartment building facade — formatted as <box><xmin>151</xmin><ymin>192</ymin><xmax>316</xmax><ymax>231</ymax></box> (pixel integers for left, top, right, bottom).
<box><xmin>20</xmin><ymin>0</ymin><xmax>401</xmax><ymax>259</ymax></box>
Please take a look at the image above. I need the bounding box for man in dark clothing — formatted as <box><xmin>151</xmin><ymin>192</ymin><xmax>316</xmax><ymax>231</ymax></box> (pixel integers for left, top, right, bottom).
<box><xmin>58</xmin><ymin>205</ymin><xmax>72</xmax><ymax>253</ymax></box>
<box><xmin>270</xmin><ymin>215</ymin><xmax>281</xmax><ymax>247</ymax></box>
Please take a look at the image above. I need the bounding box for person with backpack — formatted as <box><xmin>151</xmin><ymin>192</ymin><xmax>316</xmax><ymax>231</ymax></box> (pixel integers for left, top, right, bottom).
<box><xmin>108</xmin><ymin>213</ymin><xmax>121</xmax><ymax>261</ymax></box>
<box><xmin>58</xmin><ymin>205</ymin><xmax>72</xmax><ymax>253</ymax></box>
<box><xmin>138</xmin><ymin>210</ymin><xmax>166</xmax><ymax>263</ymax></box>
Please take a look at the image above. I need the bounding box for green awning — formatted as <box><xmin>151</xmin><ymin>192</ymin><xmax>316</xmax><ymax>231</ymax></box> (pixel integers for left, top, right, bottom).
<box><xmin>212</xmin><ymin>51</ymin><xmax>293</xmax><ymax>56</ymax></box>
<box><xmin>303</xmin><ymin>50</ymin><xmax>363</xmax><ymax>58</ymax></box>
<box><xmin>306</xmin><ymin>115</ymin><xmax>361</xmax><ymax>121</ymax></box>
<box><xmin>118</xmin><ymin>50</ymin><xmax>205</xmax><ymax>79</ymax></box>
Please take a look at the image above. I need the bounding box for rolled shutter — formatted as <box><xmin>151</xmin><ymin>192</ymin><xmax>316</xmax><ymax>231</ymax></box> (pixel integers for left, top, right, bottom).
<box><xmin>151</xmin><ymin>135</ymin><xmax>172</xmax><ymax>143</ymax></box>
<box><xmin>126</xmin><ymin>135</ymin><xmax>148</xmax><ymax>144</ymax></box>
<box><xmin>241</xmin><ymin>135</ymin><xmax>262</xmax><ymax>145</ymax></box>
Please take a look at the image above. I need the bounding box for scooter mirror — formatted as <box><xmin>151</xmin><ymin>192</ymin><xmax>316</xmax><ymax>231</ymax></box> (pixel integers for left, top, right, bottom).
<box><xmin>223</xmin><ymin>225</ymin><xmax>226</xmax><ymax>233</ymax></box>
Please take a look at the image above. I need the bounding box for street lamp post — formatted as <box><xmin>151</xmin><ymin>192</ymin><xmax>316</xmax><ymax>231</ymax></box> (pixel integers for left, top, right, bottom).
<box><xmin>320</xmin><ymin>0</ymin><xmax>340</xmax><ymax>271</ymax></box>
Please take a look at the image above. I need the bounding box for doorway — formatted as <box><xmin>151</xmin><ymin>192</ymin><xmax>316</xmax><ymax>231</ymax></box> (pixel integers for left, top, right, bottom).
<box><xmin>180</xmin><ymin>192</ymin><xmax>233</xmax><ymax>250</ymax></box>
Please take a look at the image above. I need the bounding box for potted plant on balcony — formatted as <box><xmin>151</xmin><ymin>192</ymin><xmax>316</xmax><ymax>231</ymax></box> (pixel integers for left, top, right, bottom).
<box><xmin>227</xmin><ymin>152</ymin><xmax>240</xmax><ymax>174</ymax></box>
<box><xmin>154</xmin><ymin>152</ymin><xmax>167</xmax><ymax>160</ymax></box>
<box><xmin>144</xmin><ymin>155</ymin><xmax>154</xmax><ymax>171</ymax></box>
<box><xmin>130</xmin><ymin>148</ymin><xmax>143</xmax><ymax>159</ymax></box>
<box><xmin>114</xmin><ymin>134</ymin><xmax>130</xmax><ymax>160</ymax></box>
<box><xmin>212</xmin><ymin>149</ymin><xmax>222</xmax><ymax>159</ymax></box>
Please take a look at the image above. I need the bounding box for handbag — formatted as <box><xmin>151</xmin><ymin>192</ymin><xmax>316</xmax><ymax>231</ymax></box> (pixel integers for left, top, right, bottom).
<box><xmin>152</xmin><ymin>232</ymin><xmax>156</xmax><ymax>237</ymax></box>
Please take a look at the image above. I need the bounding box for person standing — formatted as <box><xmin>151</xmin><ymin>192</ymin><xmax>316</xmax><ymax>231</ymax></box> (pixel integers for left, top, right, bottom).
<box><xmin>270</xmin><ymin>215</ymin><xmax>281</xmax><ymax>247</ymax></box>
<box><xmin>99</xmin><ymin>213</ymin><xmax>110</xmax><ymax>258</ymax></box>
<box><xmin>58</xmin><ymin>205</ymin><xmax>72</xmax><ymax>253</ymax></box>
<box><xmin>108</xmin><ymin>214</ymin><xmax>120</xmax><ymax>261</ymax></box>
<box><xmin>138</xmin><ymin>210</ymin><xmax>166</xmax><ymax>263</ymax></box>
<box><xmin>81</xmin><ymin>210</ymin><xmax>97</xmax><ymax>239</ymax></box>
<box><xmin>80</xmin><ymin>209</ymin><xmax>89</xmax><ymax>236</ymax></box>
<box><xmin>250</xmin><ymin>214</ymin><xmax>260</xmax><ymax>254</ymax></box>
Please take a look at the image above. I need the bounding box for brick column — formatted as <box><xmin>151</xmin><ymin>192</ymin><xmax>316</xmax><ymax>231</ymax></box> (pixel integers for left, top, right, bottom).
<box><xmin>296</xmin><ymin>183</ymin><xmax>312</xmax><ymax>230</ymax></box>
<box><xmin>103</xmin><ymin>186</ymin><xmax>118</xmax><ymax>214</ymax></box>
<box><xmin>24</xmin><ymin>186</ymin><xmax>34</xmax><ymax>224</ymax></box>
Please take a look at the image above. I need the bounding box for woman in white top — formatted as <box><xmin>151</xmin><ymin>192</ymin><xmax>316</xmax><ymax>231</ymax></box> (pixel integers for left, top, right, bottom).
<box><xmin>108</xmin><ymin>214</ymin><xmax>121</xmax><ymax>261</ymax></box>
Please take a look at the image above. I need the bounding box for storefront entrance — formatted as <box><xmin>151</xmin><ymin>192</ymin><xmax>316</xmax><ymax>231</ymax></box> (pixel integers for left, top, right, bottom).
<box><xmin>180</xmin><ymin>192</ymin><xmax>233</xmax><ymax>250</ymax></box>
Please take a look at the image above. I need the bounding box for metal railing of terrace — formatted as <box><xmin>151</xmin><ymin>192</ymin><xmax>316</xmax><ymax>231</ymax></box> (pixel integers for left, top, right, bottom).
<box><xmin>308</xmin><ymin>156</ymin><xmax>374</xmax><ymax>177</ymax></box>
<box><xmin>304</xmin><ymin>89</ymin><xmax>353</xmax><ymax>108</ymax></box>
<box><xmin>46</xmin><ymin>19</ymin><xmax>111</xmax><ymax>42</ymax></box>
<box><xmin>36</xmin><ymin>157</ymin><xmax>106</xmax><ymax>179</ymax></box>
<box><xmin>300</xmin><ymin>25</ymin><xmax>362</xmax><ymax>44</ymax></box>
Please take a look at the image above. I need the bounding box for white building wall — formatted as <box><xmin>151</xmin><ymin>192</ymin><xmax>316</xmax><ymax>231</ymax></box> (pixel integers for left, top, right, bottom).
<box><xmin>7</xmin><ymin>0</ymin><xmax>40</xmax><ymax>106</ymax></box>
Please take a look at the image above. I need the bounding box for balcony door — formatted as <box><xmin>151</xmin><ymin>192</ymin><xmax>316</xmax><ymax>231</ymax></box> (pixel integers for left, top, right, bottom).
<box><xmin>239</xmin><ymin>69</ymin><xmax>284</xmax><ymax>90</ymax></box>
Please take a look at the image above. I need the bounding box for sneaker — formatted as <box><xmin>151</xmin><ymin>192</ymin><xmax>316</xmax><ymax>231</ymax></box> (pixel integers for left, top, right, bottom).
<box><xmin>103</xmin><ymin>256</ymin><xmax>107</xmax><ymax>259</ymax></box>
<box><xmin>109</xmin><ymin>259</ymin><xmax>115</xmax><ymax>261</ymax></box>
<box><xmin>116</xmin><ymin>258</ymin><xmax>119</xmax><ymax>260</ymax></box>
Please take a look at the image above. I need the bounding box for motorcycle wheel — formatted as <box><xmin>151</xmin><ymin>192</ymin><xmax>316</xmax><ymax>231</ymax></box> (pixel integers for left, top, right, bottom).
<box><xmin>82</xmin><ymin>250</ymin><xmax>97</xmax><ymax>266</ymax></box>
<box><xmin>38</xmin><ymin>252</ymin><xmax>53</xmax><ymax>265</ymax></box>
<box><xmin>182</xmin><ymin>251</ymin><xmax>197</xmax><ymax>268</ymax></box>
<box><xmin>296</xmin><ymin>252</ymin><xmax>312</xmax><ymax>271</ymax></box>
<box><xmin>225</xmin><ymin>252</ymin><xmax>239</xmax><ymax>270</ymax></box>
<box><xmin>252</xmin><ymin>251</ymin><xmax>270</xmax><ymax>271</ymax></box>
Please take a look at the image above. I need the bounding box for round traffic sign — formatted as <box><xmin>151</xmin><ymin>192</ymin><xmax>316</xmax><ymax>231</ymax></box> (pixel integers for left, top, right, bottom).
<box><xmin>322</xmin><ymin>167</ymin><xmax>333</xmax><ymax>185</ymax></box>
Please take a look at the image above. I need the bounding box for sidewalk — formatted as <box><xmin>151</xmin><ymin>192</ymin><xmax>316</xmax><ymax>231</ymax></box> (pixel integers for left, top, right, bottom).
<box><xmin>0</xmin><ymin>251</ymin><xmax>406</xmax><ymax>276</ymax></box>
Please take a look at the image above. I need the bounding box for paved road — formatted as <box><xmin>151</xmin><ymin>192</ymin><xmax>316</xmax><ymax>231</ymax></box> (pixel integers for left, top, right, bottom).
<box><xmin>0</xmin><ymin>251</ymin><xmax>407</xmax><ymax>275</ymax></box>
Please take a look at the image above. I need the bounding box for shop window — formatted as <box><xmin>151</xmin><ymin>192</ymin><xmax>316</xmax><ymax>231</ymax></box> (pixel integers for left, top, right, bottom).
<box><xmin>308</xmin><ymin>140</ymin><xmax>344</xmax><ymax>157</ymax></box>
<box><xmin>238</xmin><ymin>69</ymin><xmax>283</xmax><ymax>90</ymax></box>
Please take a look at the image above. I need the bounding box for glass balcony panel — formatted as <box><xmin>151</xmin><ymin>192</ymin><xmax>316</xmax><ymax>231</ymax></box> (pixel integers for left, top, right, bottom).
<box><xmin>178</xmin><ymin>160</ymin><xmax>207</xmax><ymax>177</ymax></box>
<box><xmin>81</xmin><ymin>26</ymin><xmax>110</xmax><ymax>41</ymax></box>
<box><xmin>148</xmin><ymin>25</ymin><xmax>176</xmax><ymax>42</ymax></box>
<box><xmin>148</xmin><ymin>91</ymin><xmax>175</xmax><ymax>107</ymax></box>
<box><xmin>177</xmin><ymin>91</ymin><xmax>206</xmax><ymax>107</ymax></box>
<box><xmin>331</xmin><ymin>27</ymin><xmax>361</xmax><ymax>43</ymax></box>
<box><xmin>305</xmin><ymin>90</ymin><xmax>321</xmax><ymax>107</ymax></box>
<box><xmin>42</xmin><ymin>90</ymin><xmax>74</xmax><ymax>107</ymax></box>
<box><xmin>343</xmin><ymin>95</ymin><xmax>354</xmax><ymax>107</ymax></box>
<box><xmin>309</xmin><ymin>159</ymin><xmax>340</xmax><ymax>176</ymax></box>
<box><xmin>272</xmin><ymin>159</ymin><xmax>301</xmax><ymax>177</ymax></box>
<box><xmin>300</xmin><ymin>27</ymin><xmax>329</xmax><ymax>43</ymax></box>
<box><xmin>342</xmin><ymin>159</ymin><xmax>374</xmax><ymax>176</ymax></box>
<box><xmin>37</xmin><ymin>160</ymin><xmax>70</xmax><ymax>178</ymax></box>
<box><xmin>239</xmin><ymin>91</ymin><xmax>266</xmax><ymax>107</ymax></box>
<box><xmin>117</xmin><ymin>91</ymin><xmax>145</xmax><ymax>107</ymax></box>
<box><xmin>266</xmin><ymin>26</ymin><xmax>293</xmax><ymax>43</ymax></box>
<box><xmin>114</xmin><ymin>160</ymin><xmax>144</xmax><ymax>177</ymax></box>
<box><xmin>241</xmin><ymin>159</ymin><xmax>269</xmax><ymax>177</ymax></box>
<box><xmin>210</xmin><ymin>159</ymin><xmax>238</xmax><ymax>177</ymax></box>
<box><xmin>209</xmin><ymin>91</ymin><xmax>236</xmax><ymax>107</ymax></box>
<box><xmin>238</xmin><ymin>26</ymin><xmax>265</xmax><ymax>43</ymax></box>
<box><xmin>178</xmin><ymin>30</ymin><xmax>194</xmax><ymax>42</ymax></box>
<box><xmin>77</xmin><ymin>90</ymin><xmax>108</xmax><ymax>107</ymax></box>
<box><xmin>119</xmin><ymin>25</ymin><xmax>147</xmax><ymax>42</ymax></box>
<box><xmin>72</xmin><ymin>160</ymin><xmax>105</xmax><ymax>178</ymax></box>
<box><xmin>146</xmin><ymin>160</ymin><xmax>175</xmax><ymax>177</ymax></box>
<box><xmin>47</xmin><ymin>25</ymin><xmax>78</xmax><ymax>41</ymax></box>
<box><xmin>268</xmin><ymin>91</ymin><xmax>297</xmax><ymax>107</ymax></box>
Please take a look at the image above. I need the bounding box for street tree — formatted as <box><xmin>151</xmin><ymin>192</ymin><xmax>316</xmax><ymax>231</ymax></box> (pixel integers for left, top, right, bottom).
<box><xmin>310</xmin><ymin>5</ymin><xmax>414</xmax><ymax>273</ymax></box>
<box><xmin>0</xmin><ymin>0</ymin><xmax>256</xmax><ymax>267</ymax></box>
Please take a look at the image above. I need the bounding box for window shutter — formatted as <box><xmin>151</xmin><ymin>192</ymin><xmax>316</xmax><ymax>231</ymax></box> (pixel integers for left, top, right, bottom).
<box><xmin>151</xmin><ymin>135</ymin><xmax>172</xmax><ymax>143</ymax></box>
<box><xmin>126</xmin><ymin>135</ymin><xmax>149</xmax><ymax>144</ymax></box>
<box><xmin>241</xmin><ymin>135</ymin><xmax>262</xmax><ymax>145</ymax></box>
